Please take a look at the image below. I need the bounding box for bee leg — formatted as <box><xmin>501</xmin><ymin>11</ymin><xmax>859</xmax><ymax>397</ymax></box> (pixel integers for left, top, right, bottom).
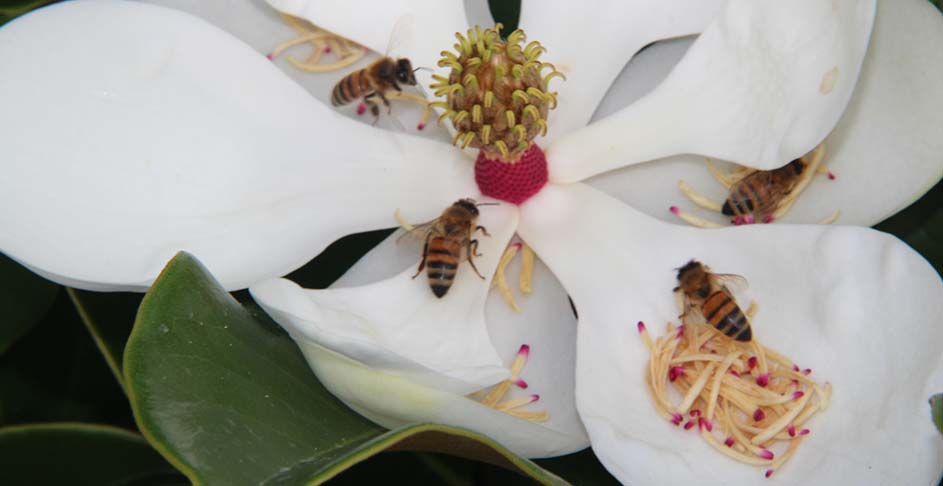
<box><xmin>475</xmin><ymin>225</ymin><xmax>491</xmax><ymax>237</ymax></box>
<box><xmin>377</xmin><ymin>91</ymin><xmax>392</xmax><ymax>115</ymax></box>
<box><xmin>363</xmin><ymin>94</ymin><xmax>381</xmax><ymax>124</ymax></box>
<box><xmin>412</xmin><ymin>233</ymin><xmax>432</xmax><ymax>279</ymax></box>
<box><xmin>467</xmin><ymin>240</ymin><xmax>486</xmax><ymax>279</ymax></box>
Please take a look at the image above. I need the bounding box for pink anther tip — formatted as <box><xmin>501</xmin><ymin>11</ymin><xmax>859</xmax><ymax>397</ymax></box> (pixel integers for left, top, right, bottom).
<box><xmin>753</xmin><ymin>409</ymin><xmax>766</xmax><ymax>422</ymax></box>
<box><xmin>729</xmin><ymin>369</ymin><xmax>741</xmax><ymax>377</ymax></box>
<box><xmin>793</xmin><ymin>391</ymin><xmax>805</xmax><ymax>400</ymax></box>
<box><xmin>765</xmin><ymin>469</ymin><xmax>775</xmax><ymax>478</ymax></box>
<box><xmin>793</xmin><ymin>364</ymin><xmax>800</xmax><ymax>372</ymax></box>
<box><xmin>356</xmin><ymin>103</ymin><xmax>366</xmax><ymax>115</ymax></box>
<box><xmin>517</xmin><ymin>344</ymin><xmax>530</xmax><ymax>356</ymax></box>
<box><xmin>683</xmin><ymin>420</ymin><xmax>695</xmax><ymax>430</ymax></box>
<box><xmin>802</xmin><ymin>368</ymin><xmax>812</xmax><ymax>375</ymax></box>
<box><xmin>733</xmin><ymin>215</ymin><xmax>744</xmax><ymax>225</ymax></box>
<box><xmin>637</xmin><ymin>321</ymin><xmax>647</xmax><ymax>333</ymax></box>
<box><xmin>747</xmin><ymin>357</ymin><xmax>758</xmax><ymax>369</ymax></box>
<box><xmin>514</xmin><ymin>378</ymin><xmax>528</xmax><ymax>389</ymax></box>
<box><xmin>671</xmin><ymin>412</ymin><xmax>683</xmax><ymax>425</ymax></box>
<box><xmin>530</xmin><ymin>394</ymin><xmax>540</xmax><ymax>402</ymax></box>
<box><xmin>416</xmin><ymin>123</ymin><xmax>426</xmax><ymax>131</ymax></box>
<box><xmin>827</xmin><ymin>171</ymin><xmax>836</xmax><ymax>180</ymax></box>
<box><xmin>724</xmin><ymin>437</ymin><xmax>735</xmax><ymax>447</ymax></box>
<box><xmin>323</xmin><ymin>46</ymin><xmax>332</xmax><ymax>53</ymax></box>
<box><xmin>744</xmin><ymin>214</ymin><xmax>756</xmax><ymax>224</ymax></box>
<box><xmin>757</xmin><ymin>373</ymin><xmax>770</xmax><ymax>387</ymax></box>
<box><xmin>675</xmin><ymin>325</ymin><xmax>685</xmax><ymax>339</ymax></box>
<box><xmin>669</xmin><ymin>206</ymin><xmax>680</xmax><ymax>215</ymax></box>
<box><xmin>788</xmin><ymin>424</ymin><xmax>797</xmax><ymax>437</ymax></box>
<box><xmin>698</xmin><ymin>418</ymin><xmax>713</xmax><ymax>432</ymax></box>
<box><xmin>265</xmin><ymin>52</ymin><xmax>274</xmax><ymax>60</ymax></box>
<box><xmin>689</xmin><ymin>409</ymin><xmax>701</xmax><ymax>417</ymax></box>
<box><xmin>763</xmin><ymin>215</ymin><xmax>775</xmax><ymax>224</ymax></box>
<box><xmin>798</xmin><ymin>428</ymin><xmax>810</xmax><ymax>436</ymax></box>
<box><xmin>758</xmin><ymin>449</ymin><xmax>774</xmax><ymax>460</ymax></box>
<box><xmin>668</xmin><ymin>366</ymin><xmax>686</xmax><ymax>382</ymax></box>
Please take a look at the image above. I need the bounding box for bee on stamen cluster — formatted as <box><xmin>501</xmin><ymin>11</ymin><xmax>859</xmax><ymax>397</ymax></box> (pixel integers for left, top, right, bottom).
<box><xmin>402</xmin><ymin>198</ymin><xmax>494</xmax><ymax>298</ymax></box>
<box><xmin>675</xmin><ymin>260</ymin><xmax>752</xmax><ymax>342</ymax></box>
<box><xmin>673</xmin><ymin>144</ymin><xmax>838</xmax><ymax>227</ymax></box>
<box><xmin>331</xmin><ymin>56</ymin><xmax>418</xmax><ymax>118</ymax></box>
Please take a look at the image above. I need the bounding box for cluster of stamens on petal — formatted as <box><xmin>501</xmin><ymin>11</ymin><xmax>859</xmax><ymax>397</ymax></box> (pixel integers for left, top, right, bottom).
<box><xmin>638</xmin><ymin>315</ymin><xmax>831</xmax><ymax>479</ymax></box>
<box><xmin>430</xmin><ymin>24</ymin><xmax>564</xmax><ymax>161</ymax></box>
<box><xmin>470</xmin><ymin>344</ymin><xmax>548</xmax><ymax>421</ymax></box>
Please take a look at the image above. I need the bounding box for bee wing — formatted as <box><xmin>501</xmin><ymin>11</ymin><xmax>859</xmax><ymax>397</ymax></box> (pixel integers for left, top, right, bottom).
<box><xmin>395</xmin><ymin>219</ymin><xmax>437</xmax><ymax>245</ymax></box>
<box><xmin>713</xmin><ymin>274</ymin><xmax>749</xmax><ymax>294</ymax></box>
<box><xmin>384</xmin><ymin>14</ymin><xmax>417</xmax><ymax>58</ymax></box>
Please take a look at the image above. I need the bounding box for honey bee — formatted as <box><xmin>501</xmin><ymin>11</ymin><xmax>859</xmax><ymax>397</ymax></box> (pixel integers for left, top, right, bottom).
<box><xmin>674</xmin><ymin>260</ymin><xmax>752</xmax><ymax>342</ymax></box>
<box><xmin>331</xmin><ymin>57</ymin><xmax>417</xmax><ymax>117</ymax></box>
<box><xmin>407</xmin><ymin>198</ymin><xmax>493</xmax><ymax>298</ymax></box>
<box><xmin>720</xmin><ymin>156</ymin><xmax>809</xmax><ymax>224</ymax></box>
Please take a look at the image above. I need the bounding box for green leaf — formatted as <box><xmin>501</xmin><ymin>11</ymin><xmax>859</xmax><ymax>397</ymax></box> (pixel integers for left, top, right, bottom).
<box><xmin>0</xmin><ymin>254</ymin><xmax>59</xmax><ymax>354</ymax></box>
<box><xmin>932</xmin><ymin>393</ymin><xmax>943</xmax><ymax>435</ymax></box>
<box><xmin>0</xmin><ymin>0</ymin><xmax>55</xmax><ymax>22</ymax></box>
<box><xmin>0</xmin><ymin>422</ymin><xmax>185</xmax><ymax>485</ymax></box>
<box><xmin>0</xmin><ymin>292</ymin><xmax>133</xmax><ymax>427</ymax></box>
<box><xmin>125</xmin><ymin>252</ymin><xmax>567</xmax><ymax>486</ymax></box>
<box><xmin>67</xmin><ymin>288</ymin><xmax>142</xmax><ymax>390</ymax></box>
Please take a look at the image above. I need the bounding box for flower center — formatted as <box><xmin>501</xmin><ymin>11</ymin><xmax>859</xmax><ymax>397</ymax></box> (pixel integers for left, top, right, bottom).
<box><xmin>432</xmin><ymin>24</ymin><xmax>564</xmax><ymax>205</ymax></box>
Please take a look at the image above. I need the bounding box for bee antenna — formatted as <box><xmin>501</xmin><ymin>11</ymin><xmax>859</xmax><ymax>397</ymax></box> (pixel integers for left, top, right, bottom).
<box><xmin>476</xmin><ymin>202</ymin><xmax>500</xmax><ymax>207</ymax></box>
<box><xmin>413</xmin><ymin>66</ymin><xmax>434</xmax><ymax>73</ymax></box>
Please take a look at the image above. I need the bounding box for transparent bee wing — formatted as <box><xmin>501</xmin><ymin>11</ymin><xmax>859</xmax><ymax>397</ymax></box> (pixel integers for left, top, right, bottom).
<box><xmin>712</xmin><ymin>273</ymin><xmax>749</xmax><ymax>294</ymax></box>
<box><xmin>395</xmin><ymin>219</ymin><xmax>437</xmax><ymax>245</ymax></box>
<box><xmin>384</xmin><ymin>14</ymin><xmax>417</xmax><ymax>58</ymax></box>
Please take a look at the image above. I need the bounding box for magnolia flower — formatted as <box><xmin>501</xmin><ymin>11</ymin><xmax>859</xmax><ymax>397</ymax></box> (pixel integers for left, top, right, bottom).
<box><xmin>1</xmin><ymin>0</ymin><xmax>942</xmax><ymax>482</ymax></box>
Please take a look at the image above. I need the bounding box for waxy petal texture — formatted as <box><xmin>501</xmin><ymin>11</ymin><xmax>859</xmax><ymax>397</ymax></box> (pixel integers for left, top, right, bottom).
<box><xmin>550</xmin><ymin>0</ymin><xmax>876</xmax><ymax>182</ymax></box>
<box><xmin>0</xmin><ymin>1</ymin><xmax>475</xmax><ymax>291</ymax></box>
<box><xmin>518</xmin><ymin>183</ymin><xmax>943</xmax><ymax>485</ymax></box>
<box><xmin>519</xmin><ymin>0</ymin><xmax>723</xmax><ymax>144</ymax></box>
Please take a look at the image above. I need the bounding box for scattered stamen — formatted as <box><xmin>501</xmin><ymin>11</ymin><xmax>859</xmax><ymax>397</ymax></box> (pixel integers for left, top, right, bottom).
<box><xmin>765</xmin><ymin>469</ymin><xmax>775</xmax><ymax>478</ymax></box>
<box><xmin>670</xmin><ymin>206</ymin><xmax>725</xmax><ymax>229</ymax></box>
<box><xmin>491</xmin><ymin>243</ymin><xmax>522</xmax><ymax>312</ymax></box>
<box><xmin>270</xmin><ymin>14</ymin><xmax>365</xmax><ymax>72</ymax></box>
<box><xmin>519</xmin><ymin>243</ymin><xmax>535</xmax><ymax>294</ymax></box>
<box><xmin>472</xmin><ymin>344</ymin><xmax>547</xmax><ymax>422</ymax></box>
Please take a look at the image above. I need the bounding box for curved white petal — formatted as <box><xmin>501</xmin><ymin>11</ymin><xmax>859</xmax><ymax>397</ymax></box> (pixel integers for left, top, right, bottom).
<box><xmin>548</xmin><ymin>0</ymin><xmax>876</xmax><ymax>183</ymax></box>
<box><xmin>263</xmin><ymin>0</ymin><xmax>468</xmax><ymax>94</ymax></box>
<box><xmin>297</xmin><ymin>340</ymin><xmax>586</xmax><ymax>458</ymax></box>
<box><xmin>519</xmin><ymin>0</ymin><xmax>723</xmax><ymax>144</ymax></box>
<box><xmin>334</xmin><ymin>230</ymin><xmax>587</xmax><ymax>443</ymax></box>
<box><xmin>250</xmin><ymin>203</ymin><xmax>518</xmax><ymax>394</ymax></box>
<box><xmin>588</xmin><ymin>0</ymin><xmax>943</xmax><ymax>226</ymax></box>
<box><xmin>0</xmin><ymin>1</ymin><xmax>475</xmax><ymax>291</ymax></box>
<box><xmin>518</xmin><ymin>183</ymin><xmax>943</xmax><ymax>484</ymax></box>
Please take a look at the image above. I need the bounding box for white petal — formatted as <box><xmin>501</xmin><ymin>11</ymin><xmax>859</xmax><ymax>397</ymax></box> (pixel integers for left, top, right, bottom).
<box><xmin>0</xmin><ymin>1</ymin><xmax>476</xmax><ymax>291</ymax></box>
<box><xmin>519</xmin><ymin>0</ymin><xmax>723</xmax><ymax>144</ymax></box>
<box><xmin>518</xmin><ymin>183</ymin><xmax>943</xmax><ymax>484</ymax></box>
<box><xmin>297</xmin><ymin>340</ymin><xmax>586</xmax><ymax>458</ymax></box>
<box><xmin>334</xmin><ymin>230</ymin><xmax>588</xmax><ymax>443</ymax></box>
<box><xmin>263</xmin><ymin>0</ymin><xmax>468</xmax><ymax>94</ymax></box>
<box><xmin>548</xmin><ymin>0</ymin><xmax>876</xmax><ymax>183</ymax></box>
<box><xmin>250</xmin><ymin>203</ymin><xmax>518</xmax><ymax>394</ymax></box>
<box><xmin>588</xmin><ymin>0</ymin><xmax>943</xmax><ymax>226</ymax></box>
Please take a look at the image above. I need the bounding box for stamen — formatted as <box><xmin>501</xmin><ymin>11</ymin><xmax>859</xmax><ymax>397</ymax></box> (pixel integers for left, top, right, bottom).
<box><xmin>490</xmin><ymin>242</ymin><xmax>522</xmax><ymax>312</ymax></box>
<box><xmin>519</xmin><ymin>243</ymin><xmax>535</xmax><ymax>294</ymax></box>
<box><xmin>678</xmin><ymin>180</ymin><xmax>723</xmax><ymax>212</ymax></box>
<box><xmin>472</xmin><ymin>344</ymin><xmax>548</xmax><ymax>422</ymax></box>
<box><xmin>669</xmin><ymin>206</ymin><xmax>725</xmax><ymax>229</ymax></box>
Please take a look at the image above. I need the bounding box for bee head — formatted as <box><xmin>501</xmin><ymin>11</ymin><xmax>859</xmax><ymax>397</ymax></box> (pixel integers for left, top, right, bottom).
<box><xmin>455</xmin><ymin>198</ymin><xmax>479</xmax><ymax>216</ymax></box>
<box><xmin>396</xmin><ymin>58</ymin><xmax>417</xmax><ymax>85</ymax></box>
<box><xmin>675</xmin><ymin>259</ymin><xmax>703</xmax><ymax>281</ymax></box>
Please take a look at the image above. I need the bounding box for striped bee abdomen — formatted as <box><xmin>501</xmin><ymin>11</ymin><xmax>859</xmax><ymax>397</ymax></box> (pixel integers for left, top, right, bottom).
<box><xmin>702</xmin><ymin>291</ymin><xmax>752</xmax><ymax>341</ymax></box>
<box><xmin>331</xmin><ymin>70</ymin><xmax>373</xmax><ymax>106</ymax></box>
<box><xmin>426</xmin><ymin>238</ymin><xmax>461</xmax><ymax>298</ymax></box>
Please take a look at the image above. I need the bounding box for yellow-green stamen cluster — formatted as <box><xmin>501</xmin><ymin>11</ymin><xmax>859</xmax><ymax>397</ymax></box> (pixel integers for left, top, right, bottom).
<box><xmin>430</xmin><ymin>24</ymin><xmax>565</xmax><ymax>162</ymax></box>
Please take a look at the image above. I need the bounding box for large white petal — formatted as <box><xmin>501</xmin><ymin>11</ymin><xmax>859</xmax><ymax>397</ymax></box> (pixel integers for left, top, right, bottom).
<box><xmin>518</xmin><ymin>183</ymin><xmax>943</xmax><ymax>484</ymax></box>
<box><xmin>588</xmin><ymin>0</ymin><xmax>943</xmax><ymax>226</ymax></box>
<box><xmin>297</xmin><ymin>340</ymin><xmax>586</xmax><ymax>458</ymax></box>
<box><xmin>549</xmin><ymin>0</ymin><xmax>876</xmax><ymax>183</ymax></box>
<box><xmin>250</xmin><ymin>203</ymin><xmax>518</xmax><ymax>394</ymax></box>
<box><xmin>0</xmin><ymin>0</ymin><xmax>475</xmax><ymax>291</ymax></box>
<box><xmin>263</xmin><ymin>0</ymin><xmax>468</xmax><ymax>94</ymax></box>
<box><xmin>334</xmin><ymin>230</ymin><xmax>587</xmax><ymax>444</ymax></box>
<box><xmin>518</xmin><ymin>0</ymin><xmax>723</xmax><ymax>144</ymax></box>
